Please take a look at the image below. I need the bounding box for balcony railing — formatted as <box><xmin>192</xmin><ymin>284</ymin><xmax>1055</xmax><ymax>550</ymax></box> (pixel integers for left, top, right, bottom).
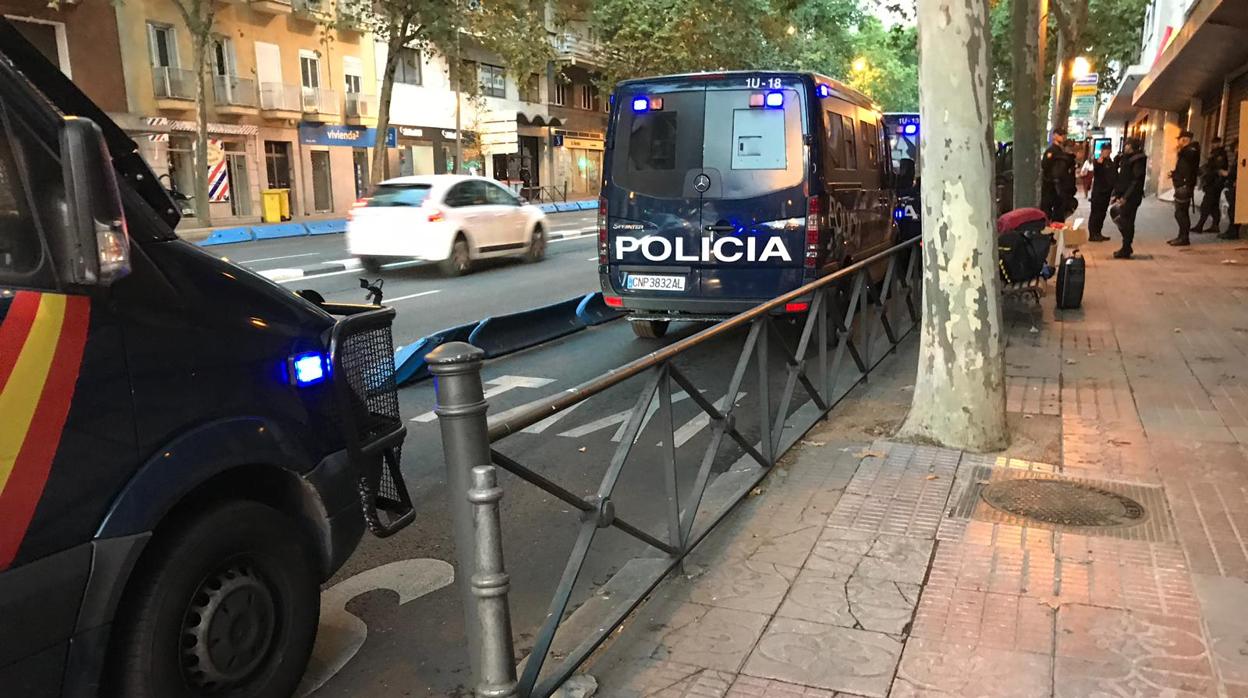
<box><xmin>551</xmin><ymin>32</ymin><xmax>602</xmax><ymax>65</ymax></box>
<box><xmin>345</xmin><ymin>92</ymin><xmax>377</xmax><ymax>118</ymax></box>
<box><xmin>152</xmin><ymin>66</ymin><xmax>195</xmax><ymax>100</ymax></box>
<box><xmin>213</xmin><ymin>74</ymin><xmax>259</xmax><ymax>108</ymax></box>
<box><xmin>302</xmin><ymin>86</ymin><xmax>340</xmax><ymax>115</ymax></box>
<box><xmin>259</xmin><ymin>82</ymin><xmax>303</xmax><ymax>112</ymax></box>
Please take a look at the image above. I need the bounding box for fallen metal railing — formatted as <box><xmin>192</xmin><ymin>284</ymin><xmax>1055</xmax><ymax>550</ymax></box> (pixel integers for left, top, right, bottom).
<box><xmin>428</xmin><ymin>237</ymin><xmax>922</xmax><ymax>697</ymax></box>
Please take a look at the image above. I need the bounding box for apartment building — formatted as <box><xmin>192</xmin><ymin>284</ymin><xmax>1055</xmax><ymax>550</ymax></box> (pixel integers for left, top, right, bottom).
<box><xmin>1103</xmin><ymin>0</ymin><xmax>1248</xmax><ymax>216</ymax></box>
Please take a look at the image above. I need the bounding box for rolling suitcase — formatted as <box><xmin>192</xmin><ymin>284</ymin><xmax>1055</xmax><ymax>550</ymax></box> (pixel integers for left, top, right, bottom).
<box><xmin>1056</xmin><ymin>251</ymin><xmax>1085</xmax><ymax>309</ymax></box>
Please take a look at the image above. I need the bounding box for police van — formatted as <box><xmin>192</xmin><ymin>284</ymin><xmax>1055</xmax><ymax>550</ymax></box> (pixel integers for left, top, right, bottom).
<box><xmin>0</xmin><ymin>22</ymin><xmax>411</xmax><ymax>697</ymax></box>
<box><xmin>599</xmin><ymin>72</ymin><xmax>898</xmax><ymax>338</ymax></box>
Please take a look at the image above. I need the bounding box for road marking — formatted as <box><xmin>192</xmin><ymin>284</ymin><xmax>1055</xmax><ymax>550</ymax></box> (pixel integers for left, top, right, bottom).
<box><xmin>386</xmin><ymin>289</ymin><xmax>441</xmax><ymax>303</ymax></box>
<box><xmin>673</xmin><ymin>392</ymin><xmax>747</xmax><ymax>447</ymax></box>
<box><xmin>298</xmin><ymin>558</ymin><xmax>454</xmax><ymax>697</ymax></box>
<box><xmin>557</xmin><ymin>391</ymin><xmax>692</xmax><ymax>441</ymax></box>
<box><xmin>549</xmin><ymin>233</ymin><xmax>594</xmax><ymax>244</ymax></box>
<box><xmin>279</xmin><ymin>260</ymin><xmax>423</xmax><ymax>284</ymax></box>
<box><xmin>261</xmin><ymin>268</ymin><xmax>306</xmax><ymax>282</ymax></box>
<box><xmin>411</xmin><ymin>375</ymin><xmax>556</xmax><ymax>422</ymax></box>
<box><xmin>237</xmin><ymin>252</ymin><xmax>320</xmax><ymax>264</ymax></box>
<box><xmin>586</xmin><ymin>257</ymin><xmax>598</xmax><ymax>262</ymax></box>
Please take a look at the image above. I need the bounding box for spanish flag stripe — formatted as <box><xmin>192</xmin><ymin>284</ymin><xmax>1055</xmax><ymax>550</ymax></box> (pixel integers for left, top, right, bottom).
<box><xmin>0</xmin><ymin>294</ymin><xmax>66</xmax><ymax>499</ymax></box>
<box><xmin>0</xmin><ymin>296</ymin><xmax>89</xmax><ymax>570</ymax></box>
<box><xmin>0</xmin><ymin>291</ymin><xmax>42</xmax><ymax>394</ymax></box>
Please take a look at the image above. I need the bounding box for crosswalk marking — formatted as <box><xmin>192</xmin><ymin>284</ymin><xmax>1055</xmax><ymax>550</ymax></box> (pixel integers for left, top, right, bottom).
<box><xmin>411</xmin><ymin>375</ymin><xmax>555</xmax><ymax>423</ymax></box>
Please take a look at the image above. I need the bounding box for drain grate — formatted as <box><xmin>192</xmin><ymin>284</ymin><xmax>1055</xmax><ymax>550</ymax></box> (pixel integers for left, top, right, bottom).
<box><xmin>949</xmin><ymin>465</ymin><xmax>1175</xmax><ymax>542</ymax></box>
<box><xmin>980</xmin><ymin>479</ymin><xmax>1146</xmax><ymax>528</ymax></box>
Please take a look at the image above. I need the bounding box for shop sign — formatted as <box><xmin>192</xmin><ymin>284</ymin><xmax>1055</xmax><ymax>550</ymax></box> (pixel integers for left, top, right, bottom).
<box><xmin>563</xmin><ymin>137</ymin><xmax>604</xmax><ymax>151</ymax></box>
<box><xmin>397</xmin><ymin>126</ymin><xmax>425</xmax><ymax>139</ymax></box>
<box><xmin>299</xmin><ymin>123</ymin><xmax>397</xmax><ymax>148</ymax></box>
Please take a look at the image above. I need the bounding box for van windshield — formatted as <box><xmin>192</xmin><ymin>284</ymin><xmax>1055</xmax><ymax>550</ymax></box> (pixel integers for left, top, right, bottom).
<box><xmin>612</xmin><ymin>83</ymin><xmax>806</xmax><ymax>199</ymax></box>
<box><xmin>368</xmin><ymin>183</ymin><xmax>431</xmax><ymax>207</ymax></box>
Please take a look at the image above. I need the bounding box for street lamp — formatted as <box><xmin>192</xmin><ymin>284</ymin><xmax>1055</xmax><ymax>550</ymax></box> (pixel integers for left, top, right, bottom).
<box><xmin>1072</xmin><ymin>56</ymin><xmax>1092</xmax><ymax>80</ymax></box>
<box><xmin>852</xmin><ymin>57</ymin><xmax>868</xmax><ymax>73</ymax></box>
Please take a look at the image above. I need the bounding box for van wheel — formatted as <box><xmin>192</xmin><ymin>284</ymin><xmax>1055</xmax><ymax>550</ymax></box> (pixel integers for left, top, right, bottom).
<box><xmin>525</xmin><ymin>225</ymin><xmax>546</xmax><ymax>262</ymax></box>
<box><xmin>360</xmin><ymin>256</ymin><xmax>383</xmax><ymax>274</ymax></box>
<box><xmin>105</xmin><ymin>500</ymin><xmax>319</xmax><ymax>698</ymax></box>
<box><xmin>631</xmin><ymin>319</ymin><xmax>669</xmax><ymax>339</ymax></box>
<box><xmin>441</xmin><ymin>235</ymin><xmax>471</xmax><ymax>276</ymax></box>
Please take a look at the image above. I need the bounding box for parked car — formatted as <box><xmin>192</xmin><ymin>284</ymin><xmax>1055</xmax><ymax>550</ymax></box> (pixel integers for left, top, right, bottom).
<box><xmin>347</xmin><ymin>174</ymin><xmax>548</xmax><ymax>276</ymax></box>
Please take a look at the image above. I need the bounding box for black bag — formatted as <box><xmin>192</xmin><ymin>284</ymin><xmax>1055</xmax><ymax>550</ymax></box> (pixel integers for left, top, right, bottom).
<box><xmin>1056</xmin><ymin>251</ymin><xmax>1085</xmax><ymax>309</ymax></box>
<box><xmin>998</xmin><ymin>228</ymin><xmax>1054</xmax><ymax>284</ymax></box>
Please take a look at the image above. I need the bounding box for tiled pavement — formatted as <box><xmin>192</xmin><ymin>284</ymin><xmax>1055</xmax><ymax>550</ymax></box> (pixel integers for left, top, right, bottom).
<box><xmin>582</xmin><ymin>199</ymin><xmax>1248</xmax><ymax>697</ymax></box>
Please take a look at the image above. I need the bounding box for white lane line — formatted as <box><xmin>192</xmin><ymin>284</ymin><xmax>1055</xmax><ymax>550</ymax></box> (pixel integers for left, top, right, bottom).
<box><xmin>236</xmin><ymin>252</ymin><xmax>321</xmax><ymax>264</ymax></box>
<box><xmin>261</xmin><ymin>268</ymin><xmax>306</xmax><ymax>282</ymax></box>
<box><xmin>586</xmin><ymin>257</ymin><xmax>598</xmax><ymax>262</ymax></box>
<box><xmin>411</xmin><ymin>375</ymin><xmax>556</xmax><ymax>423</ymax></box>
<box><xmin>385</xmin><ymin>289</ymin><xmax>440</xmax><ymax>303</ymax></box>
<box><xmin>550</xmin><ymin>233</ymin><xmax>595</xmax><ymax>244</ymax></box>
<box><xmin>278</xmin><ymin>260</ymin><xmax>423</xmax><ymax>284</ymax></box>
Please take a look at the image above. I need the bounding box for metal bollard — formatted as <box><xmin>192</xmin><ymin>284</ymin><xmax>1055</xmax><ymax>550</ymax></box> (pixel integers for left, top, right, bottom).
<box><xmin>428</xmin><ymin>341</ymin><xmax>491</xmax><ymax>687</ymax></box>
<box><xmin>468</xmin><ymin>465</ymin><xmax>518</xmax><ymax>698</ymax></box>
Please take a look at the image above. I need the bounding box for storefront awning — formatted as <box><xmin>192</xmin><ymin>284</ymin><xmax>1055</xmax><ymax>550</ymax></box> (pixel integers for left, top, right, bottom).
<box><xmin>517</xmin><ymin>112</ymin><xmax>564</xmax><ymax>128</ymax></box>
<box><xmin>1102</xmin><ymin>70</ymin><xmax>1145</xmax><ymax>124</ymax></box>
<box><xmin>1133</xmin><ymin>0</ymin><xmax>1248</xmax><ymax>111</ymax></box>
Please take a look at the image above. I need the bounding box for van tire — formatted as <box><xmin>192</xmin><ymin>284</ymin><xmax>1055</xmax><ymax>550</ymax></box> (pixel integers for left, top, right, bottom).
<box><xmin>441</xmin><ymin>235</ymin><xmax>472</xmax><ymax>276</ymax></box>
<box><xmin>104</xmin><ymin>500</ymin><xmax>319</xmax><ymax>698</ymax></box>
<box><xmin>631</xmin><ymin>319</ymin><xmax>669</xmax><ymax>339</ymax></box>
<box><xmin>360</xmin><ymin>256</ymin><xmax>383</xmax><ymax>274</ymax></box>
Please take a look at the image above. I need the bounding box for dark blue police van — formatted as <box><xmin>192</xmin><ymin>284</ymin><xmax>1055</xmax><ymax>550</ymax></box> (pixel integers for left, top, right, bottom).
<box><xmin>599</xmin><ymin>72</ymin><xmax>898</xmax><ymax>338</ymax></box>
<box><xmin>0</xmin><ymin>21</ymin><xmax>411</xmax><ymax>697</ymax></box>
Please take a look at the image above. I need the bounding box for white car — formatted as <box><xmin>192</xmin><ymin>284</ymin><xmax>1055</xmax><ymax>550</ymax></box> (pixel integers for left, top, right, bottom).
<box><xmin>346</xmin><ymin>175</ymin><xmax>547</xmax><ymax>276</ymax></box>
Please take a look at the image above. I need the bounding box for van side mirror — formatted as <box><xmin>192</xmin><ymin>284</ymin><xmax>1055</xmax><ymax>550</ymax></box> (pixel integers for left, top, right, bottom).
<box><xmin>58</xmin><ymin>117</ymin><xmax>129</xmax><ymax>286</ymax></box>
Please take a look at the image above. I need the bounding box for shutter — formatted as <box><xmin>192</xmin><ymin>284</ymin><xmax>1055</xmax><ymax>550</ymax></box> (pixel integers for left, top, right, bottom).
<box><xmin>254</xmin><ymin>42</ymin><xmax>281</xmax><ymax>86</ymax></box>
<box><xmin>1227</xmin><ymin>73</ymin><xmax>1248</xmax><ymax>143</ymax></box>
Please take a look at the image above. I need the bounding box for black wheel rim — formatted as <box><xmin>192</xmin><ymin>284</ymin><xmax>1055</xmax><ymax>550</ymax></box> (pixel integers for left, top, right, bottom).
<box><xmin>533</xmin><ymin>230</ymin><xmax>545</xmax><ymax>257</ymax></box>
<box><xmin>454</xmin><ymin>242</ymin><xmax>469</xmax><ymax>271</ymax></box>
<box><xmin>180</xmin><ymin>559</ymin><xmax>278</xmax><ymax>692</ymax></box>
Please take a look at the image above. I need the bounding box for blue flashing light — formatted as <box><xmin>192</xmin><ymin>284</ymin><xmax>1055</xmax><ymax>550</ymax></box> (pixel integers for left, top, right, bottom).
<box><xmin>816</xmin><ymin>84</ymin><xmax>831</xmax><ymax>98</ymax></box>
<box><xmin>631</xmin><ymin>97</ymin><xmax>649</xmax><ymax>113</ymax></box>
<box><xmin>765</xmin><ymin>91</ymin><xmax>784</xmax><ymax>108</ymax></box>
<box><xmin>893</xmin><ymin>207</ymin><xmax>906</xmax><ymax>220</ymax></box>
<box><xmin>291</xmin><ymin>352</ymin><xmax>327</xmax><ymax>386</ymax></box>
<box><xmin>903</xmin><ymin>123</ymin><xmax>919</xmax><ymax>136</ymax></box>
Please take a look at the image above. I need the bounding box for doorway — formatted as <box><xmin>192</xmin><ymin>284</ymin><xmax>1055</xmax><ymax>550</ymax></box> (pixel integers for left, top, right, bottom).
<box><xmin>311</xmin><ymin>150</ymin><xmax>333</xmax><ymax>212</ymax></box>
<box><xmin>264</xmin><ymin>140</ymin><xmax>295</xmax><ymax>212</ymax></box>
<box><xmin>352</xmin><ymin>148</ymin><xmax>370</xmax><ymax>198</ymax></box>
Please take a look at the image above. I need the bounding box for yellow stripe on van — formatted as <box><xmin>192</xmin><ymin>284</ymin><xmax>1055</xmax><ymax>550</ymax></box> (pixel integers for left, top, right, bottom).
<box><xmin>0</xmin><ymin>294</ymin><xmax>66</xmax><ymax>495</ymax></box>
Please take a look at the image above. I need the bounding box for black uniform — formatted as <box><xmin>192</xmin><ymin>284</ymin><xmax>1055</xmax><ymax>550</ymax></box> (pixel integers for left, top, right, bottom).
<box><xmin>1223</xmin><ymin>148</ymin><xmax>1239</xmax><ymax>239</ymax></box>
<box><xmin>1172</xmin><ymin>141</ymin><xmax>1201</xmax><ymax>243</ymax></box>
<box><xmin>1041</xmin><ymin>143</ymin><xmax>1076</xmax><ymax>221</ymax></box>
<box><xmin>1112</xmin><ymin>151</ymin><xmax>1148</xmax><ymax>255</ymax></box>
<box><xmin>1195</xmin><ymin>145</ymin><xmax>1229</xmax><ymax>232</ymax></box>
<box><xmin>1088</xmin><ymin>155</ymin><xmax>1117</xmax><ymax>239</ymax></box>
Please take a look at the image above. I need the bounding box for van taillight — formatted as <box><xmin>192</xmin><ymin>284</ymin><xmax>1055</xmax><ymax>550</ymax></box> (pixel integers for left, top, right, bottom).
<box><xmin>598</xmin><ymin>196</ymin><xmax>608</xmax><ymax>265</ymax></box>
<box><xmin>805</xmin><ymin>195</ymin><xmax>820</xmax><ymax>269</ymax></box>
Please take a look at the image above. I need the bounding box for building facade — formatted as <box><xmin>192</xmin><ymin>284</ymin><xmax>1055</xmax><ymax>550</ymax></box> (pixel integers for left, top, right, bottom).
<box><xmin>1103</xmin><ymin>0</ymin><xmax>1248</xmax><ymax>219</ymax></box>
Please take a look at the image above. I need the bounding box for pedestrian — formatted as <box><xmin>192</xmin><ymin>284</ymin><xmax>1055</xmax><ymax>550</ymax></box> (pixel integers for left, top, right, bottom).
<box><xmin>1042</xmin><ymin>128</ymin><xmax>1076</xmax><ymax>222</ymax></box>
<box><xmin>1111</xmin><ymin>138</ymin><xmax>1147</xmax><ymax>259</ymax></box>
<box><xmin>1222</xmin><ymin>138</ymin><xmax>1240</xmax><ymax>240</ymax></box>
<box><xmin>1079</xmin><ymin>153</ymin><xmax>1095</xmax><ymax>200</ymax></box>
<box><xmin>1194</xmin><ymin>136</ymin><xmax>1229</xmax><ymax>233</ymax></box>
<box><xmin>1088</xmin><ymin>143</ymin><xmax>1117</xmax><ymax>242</ymax></box>
<box><xmin>1169</xmin><ymin>130</ymin><xmax>1200</xmax><ymax>246</ymax></box>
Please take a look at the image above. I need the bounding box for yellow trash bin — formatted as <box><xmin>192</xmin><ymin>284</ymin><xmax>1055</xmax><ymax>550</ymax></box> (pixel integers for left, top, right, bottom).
<box><xmin>261</xmin><ymin>189</ymin><xmax>291</xmax><ymax>223</ymax></box>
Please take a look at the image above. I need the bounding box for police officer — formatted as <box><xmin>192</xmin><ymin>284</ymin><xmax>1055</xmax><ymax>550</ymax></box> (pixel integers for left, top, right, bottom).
<box><xmin>1194</xmin><ymin>136</ymin><xmax>1229</xmax><ymax>233</ymax></box>
<box><xmin>1042</xmin><ymin>128</ymin><xmax>1076</xmax><ymax>221</ymax></box>
<box><xmin>1088</xmin><ymin>143</ymin><xmax>1117</xmax><ymax>242</ymax></box>
<box><xmin>1169</xmin><ymin>130</ymin><xmax>1200</xmax><ymax>246</ymax></box>
<box><xmin>1222</xmin><ymin>138</ymin><xmax>1240</xmax><ymax>240</ymax></box>
<box><xmin>1111</xmin><ymin>138</ymin><xmax>1147</xmax><ymax>259</ymax></box>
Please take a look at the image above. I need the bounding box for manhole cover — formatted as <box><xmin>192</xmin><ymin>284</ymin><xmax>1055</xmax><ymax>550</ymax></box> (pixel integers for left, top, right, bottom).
<box><xmin>979</xmin><ymin>479</ymin><xmax>1147</xmax><ymax>527</ymax></box>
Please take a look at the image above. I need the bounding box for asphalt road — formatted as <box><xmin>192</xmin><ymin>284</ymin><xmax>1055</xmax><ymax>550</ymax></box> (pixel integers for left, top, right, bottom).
<box><xmin>215</xmin><ymin>209</ymin><xmax>599</xmax><ymax>346</ymax></box>
<box><xmin>208</xmin><ymin>212</ymin><xmax>906</xmax><ymax>696</ymax></box>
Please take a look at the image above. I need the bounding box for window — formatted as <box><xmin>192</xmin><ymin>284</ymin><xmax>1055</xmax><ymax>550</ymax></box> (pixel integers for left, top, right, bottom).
<box><xmin>264</xmin><ymin>140</ymin><xmax>293</xmax><ymax>189</ymax></box>
<box><xmin>579</xmin><ymin>84</ymin><xmax>599</xmax><ymax>110</ymax></box>
<box><xmin>147</xmin><ymin>23</ymin><xmax>177</xmax><ymax>68</ymax></box>
<box><xmin>628</xmin><ymin>112</ymin><xmax>679</xmax><ymax>171</ymax></box>
<box><xmin>479</xmin><ymin>64</ymin><xmax>506</xmax><ymax>98</ymax></box>
<box><xmin>299</xmin><ymin>51</ymin><xmax>320</xmax><ymax>90</ymax></box>
<box><xmin>368</xmin><ymin>183</ymin><xmax>431</xmax><ymax>207</ymax></box>
<box><xmin>212</xmin><ymin>36</ymin><xmax>235</xmax><ymax>77</ymax></box>
<box><xmin>552</xmin><ymin>78</ymin><xmax>568</xmax><ymax>106</ymax></box>
<box><xmin>445</xmin><ymin>180</ymin><xmax>489</xmax><ymax>207</ymax></box>
<box><xmin>343</xmin><ymin>56</ymin><xmax>363</xmax><ymax>94</ymax></box>
<box><xmin>519</xmin><ymin>73</ymin><xmax>540</xmax><ymax>103</ymax></box>
<box><xmin>0</xmin><ymin>113</ymin><xmax>50</xmax><ymax>283</ymax></box>
<box><xmin>861</xmin><ymin>121</ymin><xmax>878</xmax><ymax>169</ymax></box>
<box><xmin>10</xmin><ymin>18</ymin><xmax>69</xmax><ymax>76</ymax></box>
<box><xmin>485</xmin><ymin>181</ymin><xmax>520</xmax><ymax>206</ymax></box>
<box><xmin>344</xmin><ymin>73</ymin><xmax>361</xmax><ymax>94</ymax></box>
<box><xmin>394</xmin><ymin>48</ymin><xmax>421</xmax><ymax>85</ymax></box>
<box><xmin>824</xmin><ymin>111</ymin><xmax>845</xmax><ymax>169</ymax></box>
<box><xmin>841</xmin><ymin>114</ymin><xmax>858</xmax><ymax>169</ymax></box>
<box><xmin>731</xmin><ymin>109</ymin><xmax>786</xmax><ymax>170</ymax></box>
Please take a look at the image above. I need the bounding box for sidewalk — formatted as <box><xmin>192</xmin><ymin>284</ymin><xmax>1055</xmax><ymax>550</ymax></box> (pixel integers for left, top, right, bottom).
<box><xmin>582</xmin><ymin>197</ymin><xmax>1248</xmax><ymax>697</ymax></box>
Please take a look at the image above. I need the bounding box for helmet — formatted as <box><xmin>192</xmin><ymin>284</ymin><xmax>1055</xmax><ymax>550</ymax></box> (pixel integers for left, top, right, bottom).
<box><xmin>1109</xmin><ymin>202</ymin><xmax>1123</xmax><ymax>224</ymax></box>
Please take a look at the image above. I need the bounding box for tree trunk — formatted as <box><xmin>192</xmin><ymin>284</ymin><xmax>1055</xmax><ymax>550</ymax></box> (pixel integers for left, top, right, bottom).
<box><xmin>1048</xmin><ymin>30</ymin><xmax>1069</xmax><ymax>135</ymax></box>
<box><xmin>371</xmin><ymin>23</ymin><xmax>405</xmax><ymax>187</ymax></box>
<box><xmin>1011</xmin><ymin>0</ymin><xmax>1040</xmax><ymax>209</ymax></box>
<box><xmin>899</xmin><ymin>0</ymin><xmax>1008</xmax><ymax>452</ymax></box>
<box><xmin>191</xmin><ymin>35</ymin><xmax>213</xmax><ymax>227</ymax></box>
<box><xmin>1048</xmin><ymin>0</ymin><xmax>1087</xmax><ymax>136</ymax></box>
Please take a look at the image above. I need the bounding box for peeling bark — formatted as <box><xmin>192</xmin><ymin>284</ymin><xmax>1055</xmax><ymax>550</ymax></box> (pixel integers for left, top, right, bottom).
<box><xmin>899</xmin><ymin>0</ymin><xmax>1008</xmax><ymax>452</ymax></box>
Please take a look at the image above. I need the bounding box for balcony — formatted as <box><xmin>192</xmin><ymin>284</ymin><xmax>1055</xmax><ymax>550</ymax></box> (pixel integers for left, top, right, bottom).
<box><xmin>344</xmin><ymin>92</ymin><xmax>377</xmax><ymax>125</ymax></box>
<box><xmin>259</xmin><ymin>82</ymin><xmax>303</xmax><ymax>120</ymax></box>
<box><xmin>212</xmin><ymin>75</ymin><xmax>259</xmax><ymax>115</ymax></box>
<box><xmin>239</xmin><ymin>0</ymin><xmax>292</xmax><ymax>15</ymax></box>
<box><xmin>302</xmin><ymin>86</ymin><xmax>340</xmax><ymax>119</ymax></box>
<box><xmin>292</xmin><ymin>0</ymin><xmax>329</xmax><ymax>21</ymax></box>
<box><xmin>552</xmin><ymin>32</ymin><xmax>604</xmax><ymax>68</ymax></box>
<box><xmin>152</xmin><ymin>66</ymin><xmax>195</xmax><ymax>111</ymax></box>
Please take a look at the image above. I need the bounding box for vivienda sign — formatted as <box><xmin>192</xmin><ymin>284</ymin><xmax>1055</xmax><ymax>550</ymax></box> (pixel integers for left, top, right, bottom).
<box><xmin>299</xmin><ymin>123</ymin><xmax>397</xmax><ymax>148</ymax></box>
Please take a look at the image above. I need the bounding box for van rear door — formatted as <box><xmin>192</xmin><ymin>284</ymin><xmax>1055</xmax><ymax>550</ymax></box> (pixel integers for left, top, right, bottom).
<box><xmin>607</xmin><ymin>76</ymin><xmax>808</xmax><ymax>305</ymax></box>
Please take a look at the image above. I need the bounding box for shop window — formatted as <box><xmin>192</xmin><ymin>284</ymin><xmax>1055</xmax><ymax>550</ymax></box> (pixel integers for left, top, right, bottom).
<box><xmin>395</xmin><ymin>48</ymin><xmax>421</xmax><ymax>85</ymax></box>
<box><xmin>166</xmin><ymin>135</ymin><xmax>196</xmax><ymax>207</ymax></box>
